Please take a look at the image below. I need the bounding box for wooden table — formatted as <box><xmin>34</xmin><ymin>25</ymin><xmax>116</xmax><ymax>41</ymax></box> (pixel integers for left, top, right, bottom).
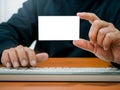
<box><xmin>0</xmin><ymin>58</ymin><xmax>120</xmax><ymax>90</ymax></box>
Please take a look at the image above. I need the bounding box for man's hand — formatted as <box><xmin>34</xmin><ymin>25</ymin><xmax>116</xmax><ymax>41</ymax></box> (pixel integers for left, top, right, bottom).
<box><xmin>1</xmin><ymin>45</ymin><xmax>48</xmax><ymax>68</ymax></box>
<box><xmin>73</xmin><ymin>12</ymin><xmax>120</xmax><ymax>64</ymax></box>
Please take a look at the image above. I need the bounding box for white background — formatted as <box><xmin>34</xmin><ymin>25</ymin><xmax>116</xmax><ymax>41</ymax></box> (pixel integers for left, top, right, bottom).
<box><xmin>0</xmin><ymin>0</ymin><xmax>27</xmax><ymax>23</ymax></box>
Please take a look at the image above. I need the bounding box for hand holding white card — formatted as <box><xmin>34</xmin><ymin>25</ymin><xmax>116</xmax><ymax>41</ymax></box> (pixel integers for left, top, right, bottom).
<box><xmin>38</xmin><ymin>16</ymin><xmax>80</xmax><ymax>41</ymax></box>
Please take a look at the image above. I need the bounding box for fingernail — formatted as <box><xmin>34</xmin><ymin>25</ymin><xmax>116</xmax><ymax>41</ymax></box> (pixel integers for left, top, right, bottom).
<box><xmin>13</xmin><ymin>61</ymin><xmax>19</xmax><ymax>68</ymax></box>
<box><xmin>22</xmin><ymin>59</ymin><xmax>27</xmax><ymax>66</ymax></box>
<box><xmin>31</xmin><ymin>60</ymin><xmax>36</xmax><ymax>66</ymax></box>
<box><xmin>6</xmin><ymin>62</ymin><xmax>11</xmax><ymax>68</ymax></box>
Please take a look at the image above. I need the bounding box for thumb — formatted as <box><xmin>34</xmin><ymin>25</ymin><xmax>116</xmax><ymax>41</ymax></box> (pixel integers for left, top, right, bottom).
<box><xmin>36</xmin><ymin>53</ymin><xmax>49</xmax><ymax>62</ymax></box>
<box><xmin>73</xmin><ymin>39</ymin><xmax>94</xmax><ymax>53</ymax></box>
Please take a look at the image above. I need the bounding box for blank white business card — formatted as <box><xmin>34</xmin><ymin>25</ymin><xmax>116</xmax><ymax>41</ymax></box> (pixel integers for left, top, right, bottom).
<box><xmin>38</xmin><ymin>16</ymin><xmax>80</xmax><ymax>41</ymax></box>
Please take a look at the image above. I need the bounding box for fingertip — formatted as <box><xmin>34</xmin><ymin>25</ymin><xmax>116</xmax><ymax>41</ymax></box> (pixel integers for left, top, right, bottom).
<box><xmin>73</xmin><ymin>40</ymin><xmax>77</xmax><ymax>44</ymax></box>
<box><xmin>73</xmin><ymin>40</ymin><xmax>80</xmax><ymax>46</ymax></box>
<box><xmin>44</xmin><ymin>53</ymin><xmax>49</xmax><ymax>60</ymax></box>
<box><xmin>30</xmin><ymin>60</ymin><xmax>37</xmax><ymax>67</ymax></box>
<box><xmin>73</xmin><ymin>39</ymin><xmax>94</xmax><ymax>53</ymax></box>
<box><xmin>42</xmin><ymin>53</ymin><xmax>49</xmax><ymax>58</ymax></box>
<box><xmin>13</xmin><ymin>61</ymin><xmax>20</xmax><ymax>68</ymax></box>
<box><xmin>77</xmin><ymin>13</ymin><xmax>80</xmax><ymax>16</ymax></box>
<box><xmin>36</xmin><ymin>53</ymin><xmax>49</xmax><ymax>62</ymax></box>
<box><xmin>77</xmin><ymin>12</ymin><xmax>84</xmax><ymax>17</ymax></box>
<box><xmin>21</xmin><ymin>59</ymin><xmax>28</xmax><ymax>67</ymax></box>
<box><xmin>6</xmin><ymin>62</ymin><xmax>12</xmax><ymax>68</ymax></box>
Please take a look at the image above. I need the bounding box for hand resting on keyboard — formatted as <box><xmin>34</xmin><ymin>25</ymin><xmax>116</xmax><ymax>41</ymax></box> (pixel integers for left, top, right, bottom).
<box><xmin>1</xmin><ymin>45</ymin><xmax>48</xmax><ymax>68</ymax></box>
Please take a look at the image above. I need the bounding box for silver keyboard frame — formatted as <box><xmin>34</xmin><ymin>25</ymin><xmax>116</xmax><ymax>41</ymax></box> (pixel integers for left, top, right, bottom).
<box><xmin>0</xmin><ymin>67</ymin><xmax>120</xmax><ymax>82</ymax></box>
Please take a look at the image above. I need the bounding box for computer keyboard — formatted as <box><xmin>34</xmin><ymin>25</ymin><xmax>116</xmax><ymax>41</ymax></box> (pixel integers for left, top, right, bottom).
<box><xmin>0</xmin><ymin>67</ymin><xmax>120</xmax><ymax>81</ymax></box>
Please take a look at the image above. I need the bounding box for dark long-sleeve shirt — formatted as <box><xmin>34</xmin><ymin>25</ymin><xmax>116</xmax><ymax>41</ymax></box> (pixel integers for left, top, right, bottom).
<box><xmin>0</xmin><ymin>0</ymin><xmax>120</xmax><ymax>67</ymax></box>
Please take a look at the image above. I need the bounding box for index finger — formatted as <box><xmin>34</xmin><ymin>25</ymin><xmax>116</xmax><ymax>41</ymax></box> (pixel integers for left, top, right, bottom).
<box><xmin>77</xmin><ymin>12</ymin><xmax>100</xmax><ymax>24</ymax></box>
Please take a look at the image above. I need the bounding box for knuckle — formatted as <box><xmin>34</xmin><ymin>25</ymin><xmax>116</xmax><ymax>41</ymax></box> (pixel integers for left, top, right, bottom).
<box><xmin>108</xmin><ymin>22</ymin><xmax>114</xmax><ymax>27</ymax></box>
<box><xmin>25</xmin><ymin>47</ymin><xmax>34</xmax><ymax>52</ymax></box>
<box><xmin>24</xmin><ymin>47</ymin><xmax>35</xmax><ymax>58</ymax></box>
<box><xmin>9</xmin><ymin>48</ymin><xmax>16</xmax><ymax>54</ymax></box>
<box><xmin>9</xmin><ymin>48</ymin><xmax>15</xmax><ymax>51</ymax></box>
<box><xmin>2</xmin><ymin>49</ymin><xmax>9</xmax><ymax>54</ymax></box>
<box><xmin>27</xmin><ymin>51</ymin><xmax>36</xmax><ymax>61</ymax></box>
<box><xmin>91</xmin><ymin>13</ymin><xmax>97</xmax><ymax>18</ymax></box>
<box><xmin>93</xmin><ymin>20</ymin><xmax>101</xmax><ymax>25</ymax></box>
<box><xmin>24</xmin><ymin>47</ymin><xmax>29</xmax><ymax>50</ymax></box>
<box><xmin>89</xmin><ymin>33</ymin><xmax>96</xmax><ymax>40</ymax></box>
<box><xmin>28</xmin><ymin>50</ymin><xmax>35</xmax><ymax>56</ymax></box>
<box><xmin>1</xmin><ymin>49</ymin><xmax>8</xmax><ymax>58</ymax></box>
<box><xmin>16</xmin><ymin>45</ymin><xmax>24</xmax><ymax>49</ymax></box>
<box><xmin>99</xmin><ymin>29</ymin><xmax>105</xmax><ymax>35</ymax></box>
<box><xmin>106</xmin><ymin>33</ymin><xmax>112</xmax><ymax>39</ymax></box>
